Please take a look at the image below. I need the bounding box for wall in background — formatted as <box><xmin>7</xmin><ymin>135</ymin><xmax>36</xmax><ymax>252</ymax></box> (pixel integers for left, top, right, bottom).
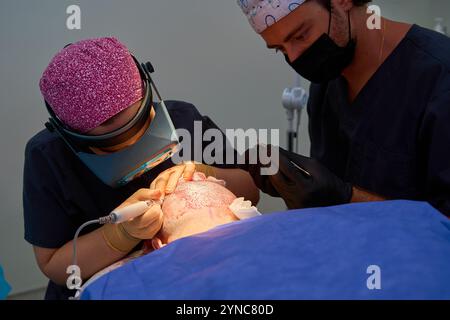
<box><xmin>0</xmin><ymin>0</ymin><xmax>448</xmax><ymax>295</ymax></box>
<box><xmin>375</xmin><ymin>0</ymin><xmax>450</xmax><ymax>29</ymax></box>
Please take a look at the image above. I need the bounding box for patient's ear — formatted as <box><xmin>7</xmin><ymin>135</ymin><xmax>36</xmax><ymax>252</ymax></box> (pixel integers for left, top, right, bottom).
<box><xmin>151</xmin><ymin>237</ymin><xmax>166</xmax><ymax>250</ymax></box>
<box><xmin>206</xmin><ymin>176</ymin><xmax>227</xmax><ymax>187</ymax></box>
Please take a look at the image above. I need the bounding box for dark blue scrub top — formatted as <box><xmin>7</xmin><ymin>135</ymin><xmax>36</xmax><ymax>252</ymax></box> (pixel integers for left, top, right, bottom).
<box><xmin>308</xmin><ymin>25</ymin><xmax>450</xmax><ymax>216</ymax></box>
<box><xmin>23</xmin><ymin>100</ymin><xmax>231</xmax><ymax>300</ymax></box>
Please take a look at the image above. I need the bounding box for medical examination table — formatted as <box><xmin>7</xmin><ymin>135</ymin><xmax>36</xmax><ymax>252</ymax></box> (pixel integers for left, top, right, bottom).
<box><xmin>81</xmin><ymin>200</ymin><xmax>450</xmax><ymax>300</ymax></box>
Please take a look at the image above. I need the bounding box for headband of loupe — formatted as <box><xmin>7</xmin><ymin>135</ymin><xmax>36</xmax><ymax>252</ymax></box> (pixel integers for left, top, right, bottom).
<box><xmin>44</xmin><ymin>52</ymin><xmax>180</xmax><ymax>188</ymax></box>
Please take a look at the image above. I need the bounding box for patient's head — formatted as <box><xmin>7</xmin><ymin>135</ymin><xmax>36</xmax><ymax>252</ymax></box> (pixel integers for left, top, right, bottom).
<box><xmin>151</xmin><ymin>172</ymin><xmax>239</xmax><ymax>249</ymax></box>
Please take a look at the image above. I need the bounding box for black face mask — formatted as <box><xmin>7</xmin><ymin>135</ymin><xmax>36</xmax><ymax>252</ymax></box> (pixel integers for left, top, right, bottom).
<box><xmin>285</xmin><ymin>11</ymin><xmax>356</xmax><ymax>84</ymax></box>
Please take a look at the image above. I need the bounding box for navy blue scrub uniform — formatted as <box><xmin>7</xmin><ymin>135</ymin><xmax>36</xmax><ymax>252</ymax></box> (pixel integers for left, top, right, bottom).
<box><xmin>23</xmin><ymin>101</ymin><xmax>230</xmax><ymax>300</ymax></box>
<box><xmin>308</xmin><ymin>25</ymin><xmax>450</xmax><ymax>216</ymax></box>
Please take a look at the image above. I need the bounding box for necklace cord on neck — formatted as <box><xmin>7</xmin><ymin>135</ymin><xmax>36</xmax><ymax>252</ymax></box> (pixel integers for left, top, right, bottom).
<box><xmin>379</xmin><ymin>19</ymin><xmax>387</xmax><ymax>64</ymax></box>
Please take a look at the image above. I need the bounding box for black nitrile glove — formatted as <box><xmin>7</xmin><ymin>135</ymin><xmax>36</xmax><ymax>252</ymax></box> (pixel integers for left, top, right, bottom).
<box><xmin>238</xmin><ymin>145</ymin><xmax>280</xmax><ymax>198</ymax></box>
<box><xmin>240</xmin><ymin>146</ymin><xmax>353</xmax><ymax>209</ymax></box>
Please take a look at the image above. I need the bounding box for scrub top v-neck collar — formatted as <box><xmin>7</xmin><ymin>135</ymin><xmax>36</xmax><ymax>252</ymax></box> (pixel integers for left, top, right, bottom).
<box><xmin>307</xmin><ymin>23</ymin><xmax>450</xmax><ymax>215</ymax></box>
<box><xmin>330</xmin><ymin>24</ymin><xmax>418</xmax><ymax>136</ymax></box>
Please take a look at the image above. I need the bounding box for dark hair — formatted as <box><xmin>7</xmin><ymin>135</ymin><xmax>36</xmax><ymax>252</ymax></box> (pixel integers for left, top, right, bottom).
<box><xmin>312</xmin><ymin>0</ymin><xmax>372</xmax><ymax>9</ymax></box>
<box><xmin>353</xmin><ymin>0</ymin><xmax>372</xmax><ymax>5</ymax></box>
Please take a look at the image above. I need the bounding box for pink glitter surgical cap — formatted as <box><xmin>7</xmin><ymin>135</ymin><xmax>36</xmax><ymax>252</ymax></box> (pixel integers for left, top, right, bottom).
<box><xmin>39</xmin><ymin>37</ymin><xmax>144</xmax><ymax>133</ymax></box>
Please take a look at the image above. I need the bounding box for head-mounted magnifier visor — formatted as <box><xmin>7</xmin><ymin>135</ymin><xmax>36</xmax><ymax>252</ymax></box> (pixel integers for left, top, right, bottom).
<box><xmin>45</xmin><ymin>53</ymin><xmax>180</xmax><ymax>187</ymax></box>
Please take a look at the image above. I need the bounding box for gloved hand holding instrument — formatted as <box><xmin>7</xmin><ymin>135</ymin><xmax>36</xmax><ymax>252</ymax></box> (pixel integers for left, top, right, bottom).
<box><xmin>68</xmin><ymin>188</ymin><xmax>164</xmax><ymax>299</ymax></box>
<box><xmin>101</xmin><ymin>188</ymin><xmax>164</xmax><ymax>254</ymax></box>
<box><xmin>150</xmin><ymin>161</ymin><xmax>217</xmax><ymax>196</ymax></box>
<box><xmin>240</xmin><ymin>145</ymin><xmax>353</xmax><ymax>209</ymax></box>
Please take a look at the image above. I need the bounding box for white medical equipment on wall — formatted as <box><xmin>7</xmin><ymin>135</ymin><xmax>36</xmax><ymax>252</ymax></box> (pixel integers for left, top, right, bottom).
<box><xmin>282</xmin><ymin>74</ymin><xmax>309</xmax><ymax>153</ymax></box>
<box><xmin>434</xmin><ymin>18</ymin><xmax>447</xmax><ymax>36</ymax></box>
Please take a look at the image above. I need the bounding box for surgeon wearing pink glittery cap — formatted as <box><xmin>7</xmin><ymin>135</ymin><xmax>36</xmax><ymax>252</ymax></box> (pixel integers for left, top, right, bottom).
<box><xmin>23</xmin><ymin>37</ymin><xmax>259</xmax><ymax>299</ymax></box>
<box><xmin>40</xmin><ymin>37</ymin><xmax>144</xmax><ymax>134</ymax></box>
<box><xmin>236</xmin><ymin>0</ymin><xmax>450</xmax><ymax>215</ymax></box>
